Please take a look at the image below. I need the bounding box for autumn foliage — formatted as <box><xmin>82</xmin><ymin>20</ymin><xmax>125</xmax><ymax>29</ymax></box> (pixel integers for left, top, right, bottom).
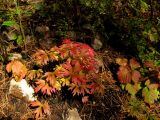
<box><xmin>116</xmin><ymin>58</ymin><xmax>160</xmax><ymax>106</ymax></box>
<box><xmin>5</xmin><ymin>39</ymin><xmax>105</xmax><ymax>118</ymax></box>
<box><xmin>30</xmin><ymin>39</ymin><xmax>102</xmax><ymax>98</ymax></box>
<box><xmin>30</xmin><ymin>100</ymin><xmax>50</xmax><ymax>118</ymax></box>
<box><xmin>6</xmin><ymin>60</ymin><xmax>28</xmax><ymax>81</ymax></box>
<box><xmin>116</xmin><ymin>58</ymin><xmax>141</xmax><ymax>84</ymax></box>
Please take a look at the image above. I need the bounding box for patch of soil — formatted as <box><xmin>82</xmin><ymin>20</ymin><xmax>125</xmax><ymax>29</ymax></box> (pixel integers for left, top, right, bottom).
<box><xmin>0</xmin><ymin>80</ymin><xmax>34</xmax><ymax>120</ymax></box>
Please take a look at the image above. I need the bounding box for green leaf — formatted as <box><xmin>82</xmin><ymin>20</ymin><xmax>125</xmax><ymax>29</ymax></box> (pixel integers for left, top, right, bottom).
<box><xmin>140</xmin><ymin>0</ymin><xmax>149</xmax><ymax>13</ymax></box>
<box><xmin>2</xmin><ymin>21</ymin><xmax>17</xmax><ymax>27</ymax></box>
<box><xmin>142</xmin><ymin>87</ymin><xmax>159</xmax><ymax>105</ymax></box>
<box><xmin>7</xmin><ymin>32</ymin><xmax>17</xmax><ymax>40</ymax></box>
<box><xmin>120</xmin><ymin>84</ymin><xmax>125</xmax><ymax>90</ymax></box>
<box><xmin>149</xmin><ymin>32</ymin><xmax>159</xmax><ymax>42</ymax></box>
<box><xmin>16</xmin><ymin>35</ymin><xmax>23</xmax><ymax>45</ymax></box>
<box><xmin>125</xmin><ymin>83</ymin><xmax>141</xmax><ymax>96</ymax></box>
<box><xmin>0</xmin><ymin>54</ymin><xmax>4</xmax><ymax>61</ymax></box>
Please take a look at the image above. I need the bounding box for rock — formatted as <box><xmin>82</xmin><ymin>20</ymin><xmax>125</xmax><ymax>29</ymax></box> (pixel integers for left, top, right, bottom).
<box><xmin>35</xmin><ymin>25</ymin><xmax>49</xmax><ymax>33</ymax></box>
<box><xmin>8</xmin><ymin>53</ymin><xmax>22</xmax><ymax>61</ymax></box>
<box><xmin>9</xmin><ymin>79</ymin><xmax>37</xmax><ymax>102</ymax></box>
<box><xmin>91</xmin><ymin>34</ymin><xmax>103</xmax><ymax>50</ymax></box>
<box><xmin>66</xmin><ymin>108</ymin><xmax>82</xmax><ymax>120</ymax></box>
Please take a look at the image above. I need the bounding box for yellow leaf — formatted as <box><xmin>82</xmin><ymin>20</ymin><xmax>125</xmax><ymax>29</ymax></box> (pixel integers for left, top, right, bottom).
<box><xmin>116</xmin><ymin>58</ymin><xmax>128</xmax><ymax>66</ymax></box>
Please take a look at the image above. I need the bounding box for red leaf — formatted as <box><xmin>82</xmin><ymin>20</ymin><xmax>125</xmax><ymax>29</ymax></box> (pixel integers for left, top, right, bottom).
<box><xmin>131</xmin><ymin>70</ymin><xmax>141</xmax><ymax>83</ymax></box>
<box><xmin>117</xmin><ymin>66</ymin><xmax>132</xmax><ymax>83</ymax></box>
<box><xmin>82</xmin><ymin>96</ymin><xmax>89</xmax><ymax>103</ymax></box>
<box><xmin>54</xmin><ymin>65</ymin><xmax>71</xmax><ymax>78</ymax></box>
<box><xmin>71</xmin><ymin>75</ymin><xmax>86</xmax><ymax>84</ymax></box>
<box><xmin>129</xmin><ymin>58</ymin><xmax>140</xmax><ymax>70</ymax></box>
<box><xmin>72</xmin><ymin>60</ymin><xmax>81</xmax><ymax>72</ymax></box>
<box><xmin>63</xmin><ymin>39</ymin><xmax>72</xmax><ymax>44</ymax></box>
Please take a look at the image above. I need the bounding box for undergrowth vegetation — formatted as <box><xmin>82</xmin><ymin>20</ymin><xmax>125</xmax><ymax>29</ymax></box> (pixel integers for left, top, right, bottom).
<box><xmin>0</xmin><ymin>0</ymin><xmax>160</xmax><ymax>119</ymax></box>
<box><xmin>6</xmin><ymin>39</ymin><xmax>105</xmax><ymax>118</ymax></box>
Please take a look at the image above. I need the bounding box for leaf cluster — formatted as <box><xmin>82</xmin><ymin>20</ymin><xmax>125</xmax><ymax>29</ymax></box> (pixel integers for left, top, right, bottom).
<box><xmin>30</xmin><ymin>39</ymin><xmax>103</xmax><ymax>97</ymax></box>
<box><xmin>5</xmin><ymin>39</ymin><xmax>104</xmax><ymax>118</ymax></box>
<box><xmin>116</xmin><ymin>58</ymin><xmax>160</xmax><ymax>102</ymax></box>
<box><xmin>116</xmin><ymin>57</ymin><xmax>160</xmax><ymax>119</ymax></box>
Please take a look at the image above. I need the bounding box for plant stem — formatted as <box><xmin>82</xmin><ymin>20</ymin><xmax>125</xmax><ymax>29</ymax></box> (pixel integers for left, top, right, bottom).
<box><xmin>14</xmin><ymin>0</ymin><xmax>26</xmax><ymax>50</ymax></box>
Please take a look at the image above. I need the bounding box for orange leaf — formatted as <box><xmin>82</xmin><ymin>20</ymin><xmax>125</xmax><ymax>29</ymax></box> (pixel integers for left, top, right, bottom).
<box><xmin>54</xmin><ymin>65</ymin><xmax>71</xmax><ymax>78</ymax></box>
<box><xmin>32</xmin><ymin>50</ymin><xmax>49</xmax><ymax>66</ymax></box>
<box><xmin>35</xmin><ymin>79</ymin><xmax>55</xmax><ymax>95</ymax></box>
<box><xmin>27</xmin><ymin>69</ymin><xmax>43</xmax><ymax>80</ymax></box>
<box><xmin>6</xmin><ymin>60</ymin><xmax>28</xmax><ymax>81</ymax></box>
<box><xmin>79</xmin><ymin>84</ymin><xmax>90</xmax><ymax>95</ymax></box>
<box><xmin>43</xmin><ymin>102</ymin><xmax>50</xmax><ymax>115</ymax></box>
<box><xmin>6</xmin><ymin>62</ymin><xmax>13</xmax><ymax>73</ymax></box>
<box><xmin>30</xmin><ymin>100</ymin><xmax>50</xmax><ymax>119</ymax></box>
<box><xmin>44</xmin><ymin>72</ymin><xmax>56</xmax><ymax>87</ymax></box>
<box><xmin>35</xmin><ymin>106</ymin><xmax>43</xmax><ymax>118</ymax></box>
<box><xmin>69</xmin><ymin>84</ymin><xmax>80</xmax><ymax>96</ymax></box>
<box><xmin>41</xmin><ymin>84</ymin><xmax>53</xmax><ymax>96</ymax></box>
<box><xmin>48</xmin><ymin>47</ymin><xmax>59</xmax><ymax>61</ymax></box>
<box><xmin>116</xmin><ymin>58</ymin><xmax>128</xmax><ymax>66</ymax></box>
<box><xmin>34</xmin><ymin>79</ymin><xmax>46</xmax><ymax>93</ymax></box>
<box><xmin>117</xmin><ymin>66</ymin><xmax>132</xmax><ymax>83</ymax></box>
<box><xmin>30</xmin><ymin>100</ymin><xmax>42</xmax><ymax>107</ymax></box>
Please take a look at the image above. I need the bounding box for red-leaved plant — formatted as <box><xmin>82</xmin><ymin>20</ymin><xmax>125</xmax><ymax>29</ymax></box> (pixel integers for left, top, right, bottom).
<box><xmin>6</xmin><ymin>39</ymin><xmax>104</xmax><ymax>119</ymax></box>
<box><xmin>30</xmin><ymin>39</ymin><xmax>102</xmax><ymax>96</ymax></box>
<box><xmin>116</xmin><ymin>58</ymin><xmax>160</xmax><ymax>106</ymax></box>
<box><xmin>28</xmin><ymin>39</ymin><xmax>104</xmax><ymax>118</ymax></box>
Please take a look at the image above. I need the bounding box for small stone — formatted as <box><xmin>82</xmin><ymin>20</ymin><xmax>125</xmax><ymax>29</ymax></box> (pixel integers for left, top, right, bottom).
<box><xmin>91</xmin><ymin>34</ymin><xmax>103</xmax><ymax>50</ymax></box>
<box><xmin>8</xmin><ymin>53</ymin><xmax>22</xmax><ymax>61</ymax></box>
<box><xmin>9</xmin><ymin>79</ymin><xmax>37</xmax><ymax>102</ymax></box>
<box><xmin>66</xmin><ymin>108</ymin><xmax>82</xmax><ymax>120</ymax></box>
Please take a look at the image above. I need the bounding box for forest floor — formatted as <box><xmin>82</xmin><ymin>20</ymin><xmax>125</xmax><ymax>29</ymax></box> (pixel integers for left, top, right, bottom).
<box><xmin>0</xmin><ymin>36</ymin><xmax>131</xmax><ymax>120</ymax></box>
